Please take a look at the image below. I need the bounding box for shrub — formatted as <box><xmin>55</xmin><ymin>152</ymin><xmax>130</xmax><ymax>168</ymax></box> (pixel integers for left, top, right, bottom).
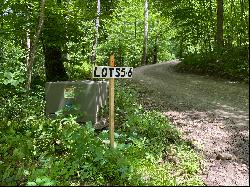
<box><xmin>176</xmin><ymin>46</ymin><xmax>249</xmax><ymax>82</ymax></box>
<box><xmin>0</xmin><ymin>80</ymin><xmax>203</xmax><ymax>186</ymax></box>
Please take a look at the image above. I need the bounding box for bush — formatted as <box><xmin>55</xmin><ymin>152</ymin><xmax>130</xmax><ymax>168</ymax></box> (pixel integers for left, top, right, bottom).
<box><xmin>0</xmin><ymin>81</ymin><xmax>203</xmax><ymax>186</ymax></box>
<box><xmin>0</xmin><ymin>38</ymin><xmax>26</xmax><ymax>88</ymax></box>
<box><xmin>176</xmin><ymin>46</ymin><xmax>249</xmax><ymax>82</ymax></box>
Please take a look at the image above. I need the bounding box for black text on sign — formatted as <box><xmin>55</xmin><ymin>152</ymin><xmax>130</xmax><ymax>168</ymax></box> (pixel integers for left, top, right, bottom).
<box><xmin>92</xmin><ymin>66</ymin><xmax>133</xmax><ymax>78</ymax></box>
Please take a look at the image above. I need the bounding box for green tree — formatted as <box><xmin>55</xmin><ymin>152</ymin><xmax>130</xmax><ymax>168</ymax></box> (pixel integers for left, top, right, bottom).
<box><xmin>26</xmin><ymin>0</ymin><xmax>45</xmax><ymax>90</ymax></box>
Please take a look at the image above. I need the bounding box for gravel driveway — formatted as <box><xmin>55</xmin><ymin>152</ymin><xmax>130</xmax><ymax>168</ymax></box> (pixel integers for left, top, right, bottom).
<box><xmin>129</xmin><ymin>60</ymin><xmax>249</xmax><ymax>186</ymax></box>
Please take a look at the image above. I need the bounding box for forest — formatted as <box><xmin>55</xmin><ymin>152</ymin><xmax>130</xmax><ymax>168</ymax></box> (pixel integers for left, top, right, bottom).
<box><xmin>0</xmin><ymin>0</ymin><xmax>249</xmax><ymax>186</ymax></box>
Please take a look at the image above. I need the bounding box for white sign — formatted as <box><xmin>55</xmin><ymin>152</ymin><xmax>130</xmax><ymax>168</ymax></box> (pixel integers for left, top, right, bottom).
<box><xmin>92</xmin><ymin>66</ymin><xmax>133</xmax><ymax>78</ymax></box>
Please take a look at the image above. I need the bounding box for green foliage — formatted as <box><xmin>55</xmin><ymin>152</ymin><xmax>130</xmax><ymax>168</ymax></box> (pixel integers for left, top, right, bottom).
<box><xmin>0</xmin><ymin>38</ymin><xmax>26</xmax><ymax>88</ymax></box>
<box><xmin>98</xmin><ymin>0</ymin><xmax>175</xmax><ymax>67</ymax></box>
<box><xmin>2</xmin><ymin>0</ymin><xmax>248</xmax><ymax>85</ymax></box>
<box><xmin>0</xmin><ymin>80</ymin><xmax>203</xmax><ymax>186</ymax></box>
<box><xmin>157</xmin><ymin>0</ymin><xmax>249</xmax><ymax>57</ymax></box>
<box><xmin>163</xmin><ymin>0</ymin><xmax>249</xmax><ymax>82</ymax></box>
<box><xmin>1</xmin><ymin>0</ymin><xmax>248</xmax><ymax>183</ymax></box>
<box><xmin>176</xmin><ymin>46</ymin><xmax>249</xmax><ymax>82</ymax></box>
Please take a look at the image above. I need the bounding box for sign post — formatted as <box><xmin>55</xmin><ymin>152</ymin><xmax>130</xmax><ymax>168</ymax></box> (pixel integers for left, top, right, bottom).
<box><xmin>109</xmin><ymin>54</ymin><xmax>115</xmax><ymax>148</ymax></box>
<box><xmin>92</xmin><ymin>54</ymin><xmax>133</xmax><ymax>148</ymax></box>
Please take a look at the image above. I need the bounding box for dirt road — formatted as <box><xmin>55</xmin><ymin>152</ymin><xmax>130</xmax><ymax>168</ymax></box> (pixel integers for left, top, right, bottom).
<box><xmin>129</xmin><ymin>60</ymin><xmax>249</xmax><ymax>186</ymax></box>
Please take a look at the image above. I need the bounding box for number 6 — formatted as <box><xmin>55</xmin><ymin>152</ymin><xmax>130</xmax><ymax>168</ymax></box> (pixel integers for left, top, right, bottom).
<box><xmin>127</xmin><ymin>68</ymin><xmax>133</xmax><ymax>77</ymax></box>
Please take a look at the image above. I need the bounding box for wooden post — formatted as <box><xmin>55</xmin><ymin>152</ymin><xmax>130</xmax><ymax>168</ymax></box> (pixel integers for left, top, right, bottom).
<box><xmin>109</xmin><ymin>54</ymin><xmax>115</xmax><ymax>148</ymax></box>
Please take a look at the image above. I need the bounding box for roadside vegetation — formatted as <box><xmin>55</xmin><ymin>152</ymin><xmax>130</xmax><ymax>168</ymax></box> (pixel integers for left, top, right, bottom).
<box><xmin>175</xmin><ymin>46</ymin><xmax>249</xmax><ymax>83</ymax></box>
<box><xmin>1</xmin><ymin>0</ymin><xmax>248</xmax><ymax>185</ymax></box>
<box><xmin>0</xmin><ymin>80</ymin><xmax>203</xmax><ymax>186</ymax></box>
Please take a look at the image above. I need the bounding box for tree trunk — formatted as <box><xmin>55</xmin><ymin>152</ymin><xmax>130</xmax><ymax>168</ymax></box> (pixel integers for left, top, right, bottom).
<box><xmin>134</xmin><ymin>18</ymin><xmax>137</xmax><ymax>39</ymax></box>
<box><xmin>152</xmin><ymin>39</ymin><xmax>158</xmax><ymax>64</ymax></box>
<box><xmin>141</xmin><ymin>0</ymin><xmax>148</xmax><ymax>66</ymax></box>
<box><xmin>208</xmin><ymin>0</ymin><xmax>213</xmax><ymax>52</ymax></box>
<box><xmin>216</xmin><ymin>0</ymin><xmax>224</xmax><ymax>49</ymax></box>
<box><xmin>133</xmin><ymin>18</ymin><xmax>137</xmax><ymax>67</ymax></box>
<box><xmin>91</xmin><ymin>0</ymin><xmax>101</xmax><ymax>64</ymax></box>
<box><xmin>26</xmin><ymin>30</ymin><xmax>31</xmax><ymax>65</ymax></box>
<box><xmin>152</xmin><ymin>20</ymin><xmax>159</xmax><ymax>64</ymax></box>
<box><xmin>179</xmin><ymin>36</ymin><xmax>183</xmax><ymax>58</ymax></box>
<box><xmin>26</xmin><ymin>0</ymin><xmax>45</xmax><ymax>90</ymax></box>
<box><xmin>43</xmin><ymin>45</ymin><xmax>68</xmax><ymax>82</ymax></box>
<box><xmin>239</xmin><ymin>0</ymin><xmax>245</xmax><ymax>46</ymax></box>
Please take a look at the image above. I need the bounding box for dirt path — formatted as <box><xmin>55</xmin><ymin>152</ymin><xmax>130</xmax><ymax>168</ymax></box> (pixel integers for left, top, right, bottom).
<box><xmin>129</xmin><ymin>60</ymin><xmax>249</xmax><ymax>186</ymax></box>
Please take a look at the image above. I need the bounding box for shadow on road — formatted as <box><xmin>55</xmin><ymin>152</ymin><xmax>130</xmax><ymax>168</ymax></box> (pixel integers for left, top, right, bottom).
<box><xmin>125</xmin><ymin>61</ymin><xmax>249</xmax><ymax>185</ymax></box>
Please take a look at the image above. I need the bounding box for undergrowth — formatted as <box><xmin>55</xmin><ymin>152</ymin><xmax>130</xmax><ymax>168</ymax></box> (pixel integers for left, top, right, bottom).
<box><xmin>175</xmin><ymin>46</ymin><xmax>249</xmax><ymax>83</ymax></box>
<box><xmin>0</xmin><ymin>81</ymin><xmax>203</xmax><ymax>186</ymax></box>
